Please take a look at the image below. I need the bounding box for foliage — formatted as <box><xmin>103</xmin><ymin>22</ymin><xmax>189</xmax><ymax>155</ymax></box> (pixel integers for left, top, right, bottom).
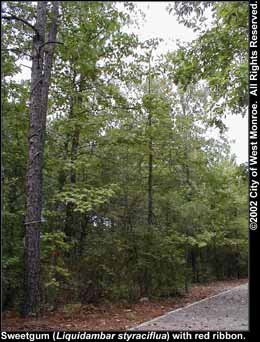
<box><xmin>2</xmin><ymin>1</ymin><xmax>248</xmax><ymax>312</ymax></box>
<box><xmin>167</xmin><ymin>1</ymin><xmax>248</xmax><ymax>116</ymax></box>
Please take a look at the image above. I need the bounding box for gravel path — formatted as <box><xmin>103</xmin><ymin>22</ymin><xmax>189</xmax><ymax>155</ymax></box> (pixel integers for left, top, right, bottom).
<box><xmin>132</xmin><ymin>283</ymin><xmax>248</xmax><ymax>331</ymax></box>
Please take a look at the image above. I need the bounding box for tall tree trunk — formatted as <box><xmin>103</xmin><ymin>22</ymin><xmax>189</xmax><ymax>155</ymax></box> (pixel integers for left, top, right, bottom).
<box><xmin>191</xmin><ymin>249</ymin><xmax>197</xmax><ymax>282</ymax></box>
<box><xmin>143</xmin><ymin>57</ymin><xmax>153</xmax><ymax>297</ymax></box>
<box><xmin>147</xmin><ymin>60</ymin><xmax>153</xmax><ymax>227</ymax></box>
<box><xmin>65</xmin><ymin>75</ymin><xmax>82</xmax><ymax>240</ymax></box>
<box><xmin>213</xmin><ymin>236</ymin><xmax>219</xmax><ymax>279</ymax></box>
<box><xmin>184</xmin><ymin>239</ymin><xmax>189</xmax><ymax>293</ymax></box>
<box><xmin>23</xmin><ymin>1</ymin><xmax>59</xmax><ymax>316</ymax></box>
<box><xmin>147</xmin><ymin>124</ymin><xmax>153</xmax><ymax>226</ymax></box>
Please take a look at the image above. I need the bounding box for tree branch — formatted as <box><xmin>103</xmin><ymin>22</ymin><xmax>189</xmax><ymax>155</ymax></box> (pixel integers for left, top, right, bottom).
<box><xmin>39</xmin><ymin>40</ymin><xmax>63</xmax><ymax>52</ymax></box>
<box><xmin>2</xmin><ymin>13</ymin><xmax>39</xmax><ymax>36</ymax></box>
<box><xmin>2</xmin><ymin>48</ymin><xmax>32</xmax><ymax>59</ymax></box>
<box><xmin>20</xmin><ymin>63</ymin><xmax>32</xmax><ymax>70</ymax></box>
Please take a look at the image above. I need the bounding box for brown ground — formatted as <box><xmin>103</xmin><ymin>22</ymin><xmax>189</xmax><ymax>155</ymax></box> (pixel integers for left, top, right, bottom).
<box><xmin>1</xmin><ymin>278</ymin><xmax>247</xmax><ymax>331</ymax></box>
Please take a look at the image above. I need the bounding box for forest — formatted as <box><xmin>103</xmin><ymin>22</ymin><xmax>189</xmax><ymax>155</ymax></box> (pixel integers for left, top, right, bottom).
<box><xmin>2</xmin><ymin>1</ymin><xmax>248</xmax><ymax>319</ymax></box>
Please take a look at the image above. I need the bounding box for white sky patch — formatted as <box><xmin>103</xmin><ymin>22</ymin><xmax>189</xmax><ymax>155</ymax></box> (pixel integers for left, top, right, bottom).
<box><xmin>223</xmin><ymin>115</ymin><xmax>248</xmax><ymax>164</ymax></box>
<box><xmin>15</xmin><ymin>60</ymin><xmax>31</xmax><ymax>81</ymax></box>
<box><xmin>130</xmin><ymin>2</ymin><xmax>199</xmax><ymax>54</ymax></box>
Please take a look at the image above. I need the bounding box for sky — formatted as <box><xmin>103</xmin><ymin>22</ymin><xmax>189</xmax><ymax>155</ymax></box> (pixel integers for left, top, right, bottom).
<box><xmin>16</xmin><ymin>1</ymin><xmax>248</xmax><ymax>164</ymax></box>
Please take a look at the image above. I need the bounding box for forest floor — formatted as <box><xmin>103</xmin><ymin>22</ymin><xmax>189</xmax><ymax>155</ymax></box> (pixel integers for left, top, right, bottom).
<box><xmin>2</xmin><ymin>278</ymin><xmax>247</xmax><ymax>331</ymax></box>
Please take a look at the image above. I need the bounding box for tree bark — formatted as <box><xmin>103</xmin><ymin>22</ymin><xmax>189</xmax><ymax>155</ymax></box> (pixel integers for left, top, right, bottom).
<box><xmin>64</xmin><ymin>75</ymin><xmax>82</xmax><ymax>240</ymax></box>
<box><xmin>147</xmin><ymin>59</ymin><xmax>153</xmax><ymax>227</ymax></box>
<box><xmin>147</xmin><ymin>122</ymin><xmax>153</xmax><ymax>226</ymax></box>
<box><xmin>143</xmin><ymin>57</ymin><xmax>153</xmax><ymax>297</ymax></box>
<box><xmin>23</xmin><ymin>1</ymin><xmax>59</xmax><ymax>316</ymax></box>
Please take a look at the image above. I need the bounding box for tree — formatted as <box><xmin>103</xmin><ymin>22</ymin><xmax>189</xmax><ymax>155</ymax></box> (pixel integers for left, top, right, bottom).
<box><xmin>23</xmin><ymin>1</ymin><xmax>59</xmax><ymax>315</ymax></box>
<box><xmin>2</xmin><ymin>1</ymin><xmax>60</xmax><ymax>315</ymax></box>
<box><xmin>2</xmin><ymin>2</ymin><xmax>248</xmax><ymax>313</ymax></box>
<box><xmin>167</xmin><ymin>1</ymin><xmax>248</xmax><ymax>117</ymax></box>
